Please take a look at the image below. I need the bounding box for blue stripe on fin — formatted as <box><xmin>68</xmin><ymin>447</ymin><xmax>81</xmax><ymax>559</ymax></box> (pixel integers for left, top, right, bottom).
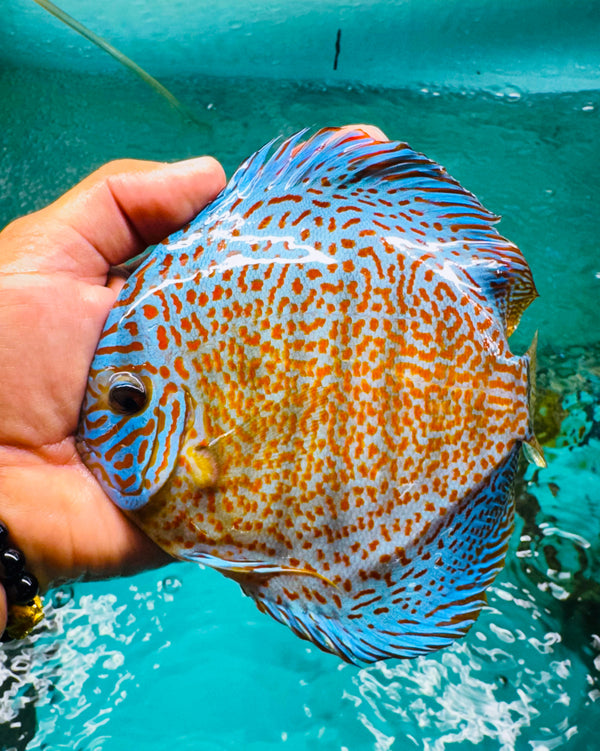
<box><xmin>158</xmin><ymin>126</ymin><xmax>537</xmax><ymax>333</ymax></box>
<box><xmin>197</xmin><ymin>126</ymin><xmax>536</xmax><ymax>333</ymax></box>
<box><xmin>226</xmin><ymin>449</ymin><xmax>519</xmax><ymax>664</ymax></box>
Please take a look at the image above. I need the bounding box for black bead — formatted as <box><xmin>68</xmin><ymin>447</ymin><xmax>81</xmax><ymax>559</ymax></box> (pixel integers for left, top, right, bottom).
<box><xmin>0</xmin><ymin>523</ymin><xmax>8</xmax><ymax>550</ymax></box>
<box><xmin>5</xmin><ymin>572</ymin><xmax>39</xmax><ymax>605</ymax></box>
<box><xmin>1</xmin><ymin>547</ymin><xmax>25</xmax><ymax>578</ymax></box>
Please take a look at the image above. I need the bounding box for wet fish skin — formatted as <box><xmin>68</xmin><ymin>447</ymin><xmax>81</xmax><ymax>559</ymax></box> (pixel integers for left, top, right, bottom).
<box><xmin>77</xmin><ymin>126</ymin><xmax>540</xmax><ymax>663</ymax></box>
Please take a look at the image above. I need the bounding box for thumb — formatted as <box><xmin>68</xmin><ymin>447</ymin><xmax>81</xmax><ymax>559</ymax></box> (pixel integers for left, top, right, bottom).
<box><xmin>1</xmin><ymin>156</ymin><xmax>226</xmax><ymax>279</ymax></box>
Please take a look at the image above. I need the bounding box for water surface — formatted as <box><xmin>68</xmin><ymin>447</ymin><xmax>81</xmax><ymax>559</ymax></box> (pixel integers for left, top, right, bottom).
<box><xmin>0</xmin><ymin>67</ymin><xmax>598</xmax><ymax>750</ymax></box>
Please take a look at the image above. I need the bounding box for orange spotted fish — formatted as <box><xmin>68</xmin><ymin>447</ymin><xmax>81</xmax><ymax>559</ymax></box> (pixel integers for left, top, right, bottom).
<box><xmin>77</xmin><ymin>126</ymin><xmax>544</xmax><ymax>663</ymax></box>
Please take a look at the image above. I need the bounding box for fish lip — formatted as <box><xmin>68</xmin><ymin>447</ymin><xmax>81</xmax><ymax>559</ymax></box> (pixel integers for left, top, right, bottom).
<box><xmin>74</xmin><ymin>433</ymin><xmax>97</xmax><ymax>473</ymax></box>
<box><xmin>74</xmin><ymin>432</ymin><xmax>87</xmax><ymax>456</ymax></box>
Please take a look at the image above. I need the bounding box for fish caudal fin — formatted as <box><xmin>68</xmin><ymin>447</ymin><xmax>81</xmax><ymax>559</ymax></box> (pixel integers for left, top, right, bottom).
<box><xmin>522</xmin><ymin>332</ymin><xmax>547</xmax><ymax>468</ymax></box>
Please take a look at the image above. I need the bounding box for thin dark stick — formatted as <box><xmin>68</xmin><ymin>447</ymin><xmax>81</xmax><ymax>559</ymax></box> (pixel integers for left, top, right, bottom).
<box><xmin>333</xmin><ymin>28</ymin><xmax>341</xmax><ymax>71</ymax></box>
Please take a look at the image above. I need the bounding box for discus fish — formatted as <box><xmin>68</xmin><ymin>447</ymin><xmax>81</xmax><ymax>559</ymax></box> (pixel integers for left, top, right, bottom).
<box><xmin>77</xmin><ymin>126</ymin><xmax>543</xmax><ymax>663</ymax></box>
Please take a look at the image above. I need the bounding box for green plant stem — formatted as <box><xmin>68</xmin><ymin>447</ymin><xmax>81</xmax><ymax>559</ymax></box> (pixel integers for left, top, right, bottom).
<box><xmin>32</xmin><ymin>0</ymin><xmax>209</xmax><ymax>132</ymax></box>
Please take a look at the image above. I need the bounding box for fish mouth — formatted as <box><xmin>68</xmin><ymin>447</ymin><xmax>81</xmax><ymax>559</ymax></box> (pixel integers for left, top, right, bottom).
<box><xmin>75</xmin><ymin>434</ymin><xmax>131</xmax><ymax>507</ymax></box>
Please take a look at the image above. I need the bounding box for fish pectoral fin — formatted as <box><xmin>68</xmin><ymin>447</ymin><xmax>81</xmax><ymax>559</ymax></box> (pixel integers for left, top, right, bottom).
<box><xmin>183</xmin><ymin>444</ymin><xmax>220</xmax><ymax>489</ymax></box>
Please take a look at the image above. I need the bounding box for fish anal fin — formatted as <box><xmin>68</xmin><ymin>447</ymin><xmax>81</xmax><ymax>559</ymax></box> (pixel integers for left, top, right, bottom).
<box><xmin>179</xmin><ymin>453</ymin><xmax>520</xmax><ymax>665</ymax></box>
<box><xmin>241</xmin><ymin>575</ymin><xmax>377</xmax><ymax>664</ymax></box>
<box><xmin>246</xmin><ymin>452</ymin><xmax>519</xmax><ymax>664</ymax></box>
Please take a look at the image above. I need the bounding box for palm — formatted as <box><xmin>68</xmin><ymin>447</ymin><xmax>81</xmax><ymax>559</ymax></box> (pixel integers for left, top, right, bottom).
<box><xmin>0</xmin><ymin>158</ymin><xmax>225</xmax><ymax>587</ymax></box>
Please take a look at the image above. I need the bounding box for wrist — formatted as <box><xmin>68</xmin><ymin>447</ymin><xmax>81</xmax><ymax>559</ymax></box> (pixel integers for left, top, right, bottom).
<box><xmin>0</xmin><ymin>584</ymin><xmax>6</xmax><ymax>637</ymax></box>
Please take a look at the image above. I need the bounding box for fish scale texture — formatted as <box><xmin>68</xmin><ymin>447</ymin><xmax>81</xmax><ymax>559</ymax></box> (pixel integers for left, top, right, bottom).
<box><xmin>77</xmin><ymin>127</ymin><xmax>538</xmax><ymax>663</ymax></box>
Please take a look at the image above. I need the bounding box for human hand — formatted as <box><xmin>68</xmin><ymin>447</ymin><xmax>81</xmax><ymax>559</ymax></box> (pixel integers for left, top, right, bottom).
<box><xmin>0</xmin><ymin>156</ymin><xmax>226</xmax><ymax>633</ymax></box>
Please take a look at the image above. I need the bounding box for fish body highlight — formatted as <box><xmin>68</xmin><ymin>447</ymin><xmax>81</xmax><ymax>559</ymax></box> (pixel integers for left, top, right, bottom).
<box><xmin>77</xmin><ymin>127</ymin><xmax>540</xmax><ymax>663</ymax></box>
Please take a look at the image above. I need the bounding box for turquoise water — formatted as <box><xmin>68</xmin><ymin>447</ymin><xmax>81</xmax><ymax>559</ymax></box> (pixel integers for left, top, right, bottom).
<box><xmin>0</xmin><ymin>67</ymin><xmax>599</xmax><ymax>749</ymax></box>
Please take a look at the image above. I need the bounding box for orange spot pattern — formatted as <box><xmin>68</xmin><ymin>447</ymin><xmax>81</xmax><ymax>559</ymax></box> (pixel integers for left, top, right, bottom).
<box><xmin>79</xmin><ymin>128</ymin><xmax>537</xmax><ymax>662</ymax></box>
<box><xmin>133</xmin><ymin>195</ymin><xmax>529</xmax><ymax>602</ymax></box>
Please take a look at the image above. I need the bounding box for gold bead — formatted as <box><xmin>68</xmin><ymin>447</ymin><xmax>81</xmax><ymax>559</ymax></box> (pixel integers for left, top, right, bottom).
<box><xmin>5</xmin><ymin>596</ymin><xmax>44</xmax><ymax>640</ymax></box>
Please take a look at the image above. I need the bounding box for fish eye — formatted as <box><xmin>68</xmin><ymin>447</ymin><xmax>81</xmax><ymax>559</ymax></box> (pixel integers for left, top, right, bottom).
<box><xmin>107</xmin><ymin>372</ymin><xmax>148</xmax><ymax>416</ymax></box>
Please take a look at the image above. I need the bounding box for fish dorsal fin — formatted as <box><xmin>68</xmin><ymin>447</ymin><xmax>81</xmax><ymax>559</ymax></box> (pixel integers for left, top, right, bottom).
<box><xmin>197</xmin><ymin>126</ymin><xmax>537</xmax><ymax>335</ymax></box>
<box><xmin>442</xmin><ymin>241</ymin><xmax>538</xmax><ymax>336</ymax></box>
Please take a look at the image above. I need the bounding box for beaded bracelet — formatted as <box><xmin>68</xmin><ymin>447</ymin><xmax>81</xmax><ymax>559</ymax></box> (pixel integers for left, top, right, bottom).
<box><xmin>0</xmin><ymin>522</ymin><xmax>44</xmax><ymax>641</ymax></box>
